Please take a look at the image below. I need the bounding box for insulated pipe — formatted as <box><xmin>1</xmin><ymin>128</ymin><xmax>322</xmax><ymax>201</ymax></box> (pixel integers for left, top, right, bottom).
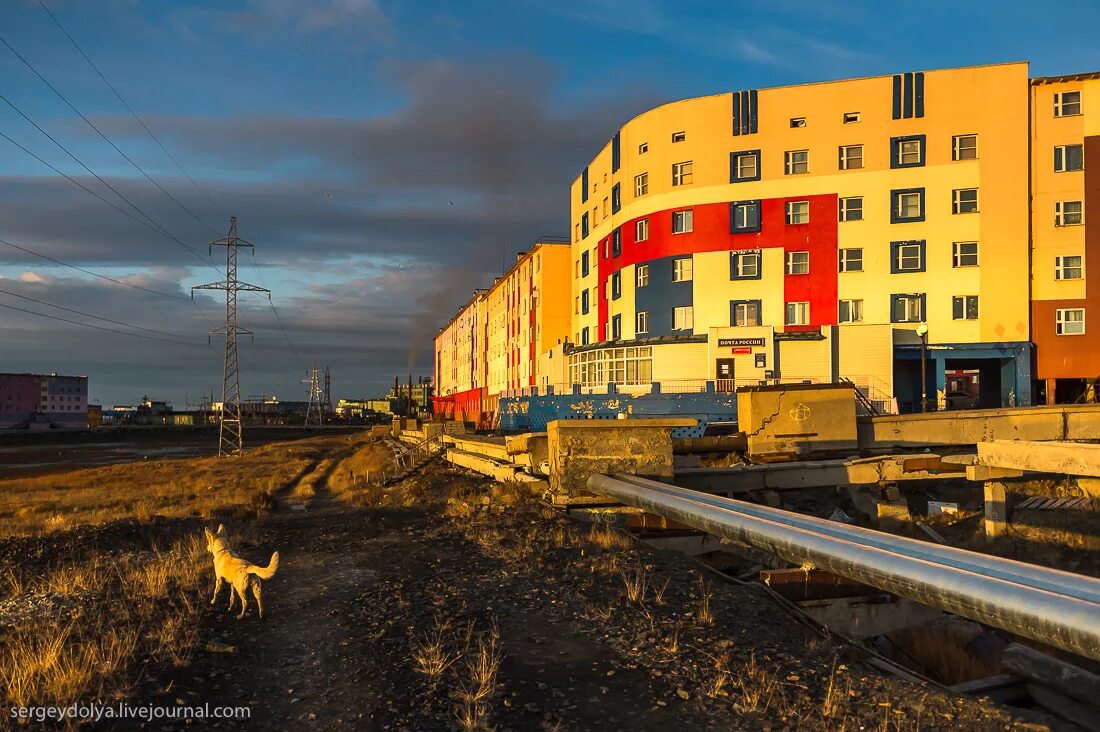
<box><xmin>610</xmin><ymin>474</ymin><xmax>1100</xmax><ymax>606</ymax></box>
<box><xmin>588</xmin><ymin>474</ymin><xmax>1100</xmax><ymax>661</ymax></box>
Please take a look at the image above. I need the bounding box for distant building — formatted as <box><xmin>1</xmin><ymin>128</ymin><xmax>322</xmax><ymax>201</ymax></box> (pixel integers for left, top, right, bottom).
<box><xmin>0</xmin><ymin>372</ymin><xmax>88</xmax><ymax>429</ymax></box>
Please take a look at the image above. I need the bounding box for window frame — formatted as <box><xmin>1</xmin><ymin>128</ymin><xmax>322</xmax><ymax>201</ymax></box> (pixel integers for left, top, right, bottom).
<box><xmin>730</xmin><ymin>299</ymin><xmax>762</xmax><ymax>327</ymax></box>
<box><xmin>891</xmin><ymin>134</ymin><xmax>926</xmax><ymax>169</ymax></box>
<box><xmin>672</xmin><ymin>256</ymin><xmax>694</xmax><ymax>282</ymax></box>
<box><xmin>580</xmin><ymin>250</ymin><xmax>590</xmax><ymax>277</ymax></box>
<box><xmin>729</xmin><ymin>149</ymin><xmax>761</xmax><ymax>182</ymax></box>
<box><xmin>672</xmin><ymin>209</ymin><xmax>694</xmax><ymax>234</ymax></box>
<box><xmin>785</xmin><ymin>250</ymin><xmax>810</xmax><ymax>275</ymax></box>
<box><xmin>843</xmin><ymin>111</ymin><xmax>860</xmax><ymax>124</ymax></box>
<box><xmin>952</xmin><ymin>241</ymin><xmax>979</xmax><ymax>268</ymax></box>
<box><xmin>729</xmin><ymin>199</ymin><xmax>761</xmax><ymax>233</ymax></box>
<box><xmin>838</xmin><ymin>144</ymin><xmax>864</xmax><ymax>170</ymax></box>
<box><xmin>785</xmin><ymin>200</ymin><xmax>810</xmax><ymax>225</ymax></box>
<box><xmin>838</xmin><ymin>299</ymin><xmax>864</xmax><ymax>323</ymax></box>
<box><xmin>611</xmin><ymin>314</ymin><xmax>622</xmax><ymax>340</ymax></box>
<box><xmin>672</xmin><ymin>131</ymin><xmax>686</xmax><ymax>143</ymax></box>
<box><xmin>952</xmin><ymin>188</ymin><xmax>979</xmax><ymax>214</ymax></box>
<box><xmin>839</xmin><ymin>248</ymin><xmax>863</xmax><ymax>272</ymax></box>
<box><xmin>952</xmin><ymin>295</ymin><xmax>979</xmax><ymax>321</ymax></box>
<box><xmin>610</xmin><ymin>271</ymin><xmax>622</xmax><ymax>300</ymax></box>
<box><xmin>785</xmin><ymin>301</ymin><xmax>810</xmax><ymax>326</ymax></box>
<box><xmin>634</xmin><ymin>172</ymin><xmax>649</xmax><ymax>197</ymax></box>
<box><xmin>1055</xmin><ymin>200</ymin><xmax>1084</xmax><ymax>226</ymax></box>
<box><xmin>890</xmin><ymin>293</ymin><xmax>926</xmax><ymax>323</ymax></box>
<box><xmin>636</xmin><ymin>310</ymin><xmax>649</xmax><ymax>334</ymax></box>
<box><xmin>672</xmin><ymin>305</ymin><xmax>694</xmax><ymax>331</ymax></box>
<box><xmin>1054</xmin><ymin>144</ymin><xmax>1084</xmax><ymax>173</ymax></box>
<box><xmin>730</xmin><ymin>250</ymin><xmax>761</xmax><ymax>280</ymax></box>
<box><xmin>839</xmin><ymin>196</ymin><xmax>863</xmax><ymax>222</ymax></box>
<box><xmin>580</xmin><ymin>288</ymin><xmax>590</xmax><ymax>315</ymax></box>
<box><xmin>890</xmin><ymin>188</ymin><xmax>926</xmax><ymax>223</ymax></box>
<box><xmin>1055</xmin><ymin>255</ymin><xmax>1084</xmax><ymax>281</ymax></box>
<box><xmin>784</xmin><ymin>149</ymin><xmax>809</xmax><ymax>175</ymax></box>
<box><xmin>635</xmin><ymin>218</ymin><xmax>650</xmax><ymax>242</ymax></box>
<box><xmin>952</xmin><ymin>134</ymin><xmax>978</xmax><ymax>160</ymax></box>
<box><xmin>890</xmin><ymin>240</ymin><xmax>926</xmax><ymax>273</ymax></box>
<box><xmin>1056</xmin><ymin>308</ymin><xmax>1085</xmax><ymax>335</ymax></box>
<box><xmin>636</xmin><ymin>264</ymin><xmax>649</xmax><ymax>287</ymax></box>
<box><xmin>1054</xmin><ymin>91</ymin><xmax>1082</xmax><ymax>117</ymax></box>
<box><xmin>672</xmin><ymin>160</ymin><xmax>693</xmax><ymax>186</ymax></box>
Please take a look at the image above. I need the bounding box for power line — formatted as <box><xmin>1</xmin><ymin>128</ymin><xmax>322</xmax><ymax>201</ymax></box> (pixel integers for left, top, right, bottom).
<box><xmin>247</xmin><ymin>256</ymin><xmax>306</xmax><ymax>372</ymax></box>
<box><xmin>0</xmin><ymin>95</ymin><xmax>220</xmax><ymax>275</ymax></box>
<box><xmin>0</xmin><ymin>299</ymin><xmax>201</xmax><ymax>347</ymax></box>
<box><xmin>0</xmin><ymin>286</ymin><xmax>201</xmax><ymax>342</ymax></box>
<box><xmin>35</xmin><ymin>0</ymin><xmax>228</xmax><ymax>222</ymax></box>
<box><xmin>0</xmin><ymin>33</ymin><xmax>220</xmax><ymax>238</ymax></box>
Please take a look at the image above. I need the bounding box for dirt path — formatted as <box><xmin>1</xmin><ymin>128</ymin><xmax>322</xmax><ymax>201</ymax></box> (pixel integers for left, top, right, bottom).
<box><xmin>131</xmin><ymin>462</ymin><xmax>1035</xmax><ymax>731</ymax></box>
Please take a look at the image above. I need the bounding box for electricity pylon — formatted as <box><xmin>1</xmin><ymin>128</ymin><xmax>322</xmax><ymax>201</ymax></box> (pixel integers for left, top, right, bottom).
<box><xmin>193</xmin><ymin>217</ymin><xmax>269</xmax><ymax>457</ymax></box>
<box><xmin>323</xmin><ymin>365</ymin><xmax>333</xmax><ymax>420</ymax></box>
<box><xmin>302</xmin><ymin>363</ymin><xmax>324</xmax><ymax>428</ymax></box>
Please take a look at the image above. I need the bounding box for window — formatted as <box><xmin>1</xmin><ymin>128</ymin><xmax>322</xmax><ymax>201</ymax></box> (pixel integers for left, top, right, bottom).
<box><xmin>785</xmin><ymin>301</ymin><xmax>809</xmax><ymax>325</ymax></box>
<box><xmin>637</xmin><ymin>264</ymin><xmax>650</xmax><ymax>287</ymax></box>
<box><xmin>574</xmin><ymin>295</ymin><xmax>579</xmax><ymax>313</ymax></box>
<box><xmin>1055</xmin><ymin>144</ymin><xmax>1084</xmax><ymax>172</ymax></box>
<box><xmin>786</xmin><ymin>251</ymin><xmax>810</xmax><ymax>274</ymax></box>
<box><xmin>1056</xmin><ymin>201</ymin><xmax>1084</xmax><ymax>226</ymax></box>
<box><xmin>953</xmin><ymin>134</ymin><xmax>977</xmax><ymax>160</ymax></box>
<box><xmin>839</xmin><ymin>197</ymin><xmax>863</xmax><ymax>222</ymax></box>
<box><xmin>635</xmin><ymin>218</ymin><xmax>650</xmax><ymax>241</ymax></box>
<box><xmin>1056</xmin><ymin>255</ymin><xmax>1083</xmax><ymax>280</ymax></box>
<box><xmin>611</xmin><ymin>314</ymin><xmax>622</xmax><ymax>339</ymax></box>
<box><xmin>839</xmin><ymin>248</ymin><xmax>863</xmax><ymax>272</ymax></box>
<box><xmin>843</xmin><ymin>111</ymin><xmax>861</xmax><ymax>124</ymax></box>
<box><xmin>730</xmin><ymin>251</ymin><xmax>761</xmax><ymax>279</ymax></box>
<box><xmin>891</xmin><ymin>188</ymin><xmax>925</xmax><ymax>222</ymax></box>
<box><xmin>638</xmin><ymin>142</ymin><xmax>649</xmax><ymax>154</ymax></box>
<box><xmin>1054</xmin><ymin>91</ymin><xmax>1082</xmax><ymax>117</ymax></box>
<box><xmin>574</xmin><ymin>223</ymin><xmax>579</xmax><ymax>242</ymax></box>
<box><xmin>611</xmin><ymin>271</ymin><xmax>621</xmax><ymax>299</ymax></box>
<box><xmin>603</xmin><ymin>197</ymin><xmax>608</xmax><ymax>217</ymax></box>
<box><xmin>611</xmin><ymin>227</ymin><xmax>621</xmax><ymax>256</ymax></box>
<box><xmin>634</xmin><ymin>172</ymin><xmax>649</xmax><ymax>197</ymax></box>
<box><xmin>731</xmin><ymin>300</ymin><xmax>761</xmax><ymax>326</ymax></box>
<box><xmin>1056</xmin><ymin>308</ymin><xmax>1085</xmax><ymax>335</ymax></box>
<box><xmin>581</xmin><ymin>327</ymin><xmax>590</xmax><ymax>345</ymax></box>
<box><xmin>891</xmin><ymin>240</ymin><xmax>926</xmax><ymax>273</ymax></box>
<box><xmin>786</xmin><ymin>200</ymin><xmax>810</xmax><ymax>224</ymax></box>
<box><xmin>636</xmin><ymin>311</ymin><xmax>649</xmax><ymax>334</ymax></box>
<box><xmin>730</xmin><ymin>150</ymin><xmax>760</xmax><ymax>182</ymax></box>
<box><xmin>839</xmin><ymin>299</ymin><xmax>863</xmax><ymax>323</ymax></box>
<box><xmin>952</xmin><ymin>295</ymin><xmax>979</xmax><ymax>320</ymax></box>
<box><xmin>891</xmin><ymin>135</ymin><xmax>925</xmax><ymax>168</ymax></box>
<box><xmin>839</xmin><ymin>145</ymin><xmax>863</xmax><ymax>170</ymax></box>
<box><xmin>790</xmin><ymin>117</ymin><xmax>806</xmax><ymax>128</ymax></box>
<box><xmin>611</xmin><ymin>183</ymin><xmax>621</xmax><ymax>214</ymax></box>
<box><xmin>672</xmin><ymin>209</ymin><xmax>693</xmax><ymax>233</ymax></box>
<box><xmin>953</xmin><ymin>188</ymin><xmax>979</xmax><ymax>214</ymax></box>
<box><xmin>673</xmin><ymin>306</ymin><xmax>694</xmax><ymax>330</ymax></box>
<box><xmin>953</xmin><ymin>242</ymin><xmax>979</xmax><ymax>267</ymax></box>
<box><xmin>891</xmin><ymin>294</ymin><xmax>925</xmax><ymax>323</ymax></box>
<box><xmin>581</xmin><ymin>250</ymin><xmax>590</xmax><ymax>277</ymax></box>
<box><xmin>581</xmin><ymin>288</ymin><xmax>590</xmax><ymax>314</ymax></box>
<box><xmin>730</xmin><ymin>200</ymin><xmax>761</xmax><ymax>232</ymax></box>
<box><xmin>784</xmin><ymin>150</ymin><xmax>809</xmax><ymax>175</ymax></box>
<box><xmin>581</xmin><ymin>212</ymin><xmax>589</xmax><ymax>238</ymax></box>
<box><xmin>673</xmin><ymin>257</ymin><xmax>693</xmax><ymax>282</ymax></box>
<box><xmin>672</xmin><ymin>161</ymin><xmax>693</xmax><ymax>186</ymax></box>
<box><xmin>672</xmin><ymin>131</ymin><xmax>686</xmax><ymax>143</ymax></box>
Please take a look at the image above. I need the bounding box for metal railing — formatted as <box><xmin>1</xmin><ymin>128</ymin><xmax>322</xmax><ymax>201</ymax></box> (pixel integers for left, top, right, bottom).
<box><xmin>366</xmin><ymin>435</ymin><xmax>444</xmax><ymax>485</ymax></box>
<box><xmin>588</xmin><ymin>473</ymin><xmax>1100</xmax><ymax>661</ymax></box>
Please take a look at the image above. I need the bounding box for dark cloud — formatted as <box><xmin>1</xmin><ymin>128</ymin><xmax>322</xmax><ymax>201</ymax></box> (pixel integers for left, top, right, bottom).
<box><xmin>0</xmin><ymin>55</ymin><xmax>659</xmax><ymax>404</ymax></box>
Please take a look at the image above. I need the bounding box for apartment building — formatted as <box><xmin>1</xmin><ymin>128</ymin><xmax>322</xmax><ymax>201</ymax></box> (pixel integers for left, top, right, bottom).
<box><xmin>1030</xmin><ymin>72</ymin><xmax>1100</xmax><ymax>403</ymax></box>
<box><xmin>570</xmin><ymin>62</ymin><xmax>1033</xmax><ymax>411</ymax></box>
<box><xmin>0</xmin><ymin>372</ymin><xmax>89</xmax><ymax>428</ymax></box>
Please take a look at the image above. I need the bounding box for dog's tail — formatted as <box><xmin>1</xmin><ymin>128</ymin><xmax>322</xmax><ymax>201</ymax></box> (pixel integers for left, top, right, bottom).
<box><xmin>249</xmin><ymin>551</ymin><xmax>279</xmax><ymax>580</ymax></box>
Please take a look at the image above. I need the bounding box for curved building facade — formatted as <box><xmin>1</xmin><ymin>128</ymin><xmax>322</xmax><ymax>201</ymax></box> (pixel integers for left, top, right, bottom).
<box><xmin>570</xmin><ymin>62</ymin><xmax>1033</xmax><ymax>410</ymax></box>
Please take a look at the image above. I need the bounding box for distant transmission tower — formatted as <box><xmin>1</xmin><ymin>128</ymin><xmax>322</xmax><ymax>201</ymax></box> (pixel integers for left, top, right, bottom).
<box><xmin>302</xmin><ymin>363</ymin><xmax>324</xmax><ymax>428</ymax></box>
<box><xmin>193</xmin><ymin>217</ymin><xmax>270</xmax><ymax>457</ymax></box>
<box><xmin>323</xmin><ymin>365</ymin><xmax>333</xmax><ymax>420</ymax></box>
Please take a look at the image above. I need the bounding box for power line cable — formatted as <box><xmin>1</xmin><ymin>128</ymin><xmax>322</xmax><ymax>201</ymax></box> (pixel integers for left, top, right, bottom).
<box><xmin>0</xmin><ymin>286</ymin><xmax>200</xmax><ymax>342</ymax></box>
<box><xmin>0</xmin><ymin>33</ymin><xmax>221</xmax><ymax>237</ymax></box>
<box><xmin>0</xmin><ymin>96</ymin><xmax>220</xmax><ymax>275</ymax></box>
<box><xmin>35</xmin><ymin>0</ymin><xmax>228</xmax><ymax>222</ymax></box>
<box><xmin>0</xmin><ymin>299</ymin><xmax>201</xmax><ymax>346</ymax></box>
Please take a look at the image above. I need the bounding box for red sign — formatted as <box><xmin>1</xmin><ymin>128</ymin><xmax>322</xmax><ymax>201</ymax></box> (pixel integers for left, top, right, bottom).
<box><xmin>730</xmin><ymin>347</ymin><xmax>751</xmax><ymax>354</ymax></box>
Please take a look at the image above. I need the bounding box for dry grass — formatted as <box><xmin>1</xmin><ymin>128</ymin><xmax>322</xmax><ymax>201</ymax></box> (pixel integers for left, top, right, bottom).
<box><xmin>587</xmin><ymin>521</ymin><xmax>632</xmax><ymax>551</ymax></box>
<box><xmin>703</xmin><ymin>651</ymin><xmax>732</xmax><ymax>699</ymax></box>
<box><xmin>732</xmin><ymin>652</ymin><xmax>782</xmax><ymax>714</ymax></box>
<box><xmin>822</xmin><ymin>657</ymin><xmax>848</xmax><ymax>719</ymax></box>
<box><xmin>326</xmin><ymin>441</ymin><xmax>392</xmax><ymax>499</ymax></box>
<box><xmin>0</xmin><ymin>435</ymin><xmax>347</xmax><ymax>537</ymax></box>
<box><xmin>652</xmin><ymin>577</ymin><xmax>670</xmax><ymax>605</ymax></box>
<box><xmin>697</xmin><ymin>578</ymin><xmax>715</xmax><ymax>624</ymax></box>
<box><xmin>412</xmin><ymin>618</ymin><xmax>461</xmax><ymax>681</ymax></box>
<box><xmin>619</xmin><ymin>565</ymin><xmax>649</xmax><ymax>603</ymax></box>
<box><xmin>0</xmin><ymin>535</ymin><xmax>206</xmax><ymax>708</ymax></box>
<box><xmin>454</xmin><ymin>627</ymin><xmax>502</xmax><ymax>732</ymax></box>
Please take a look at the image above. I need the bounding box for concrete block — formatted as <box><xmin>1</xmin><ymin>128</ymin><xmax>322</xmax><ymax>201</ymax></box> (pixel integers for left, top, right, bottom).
<box><xmin>421</xmin><ymin>422</ymin><xmax>444</xmax><ymax>441</ymax></box>
<box><xmin>547</xmin><ymin>418</ymin><xmax>694</xmax><ymax>501</ymax></box>
<box><xmin>966</xmin><ymin>464</ymin><xmax>1026</xmax><ymax>481</ymax></box>
<box><xmin>505</xmin><ymin>433</ymin><xmax>549</xmax><ymax>468</ymax></box>
<box><xmin>978</xmin><ymin>439</ymin><xmax>1100</xmax><ymax>478</ymax></box>
<box><xmin>737</xmin><ymin>383</ymin><xmax>858</xmax><ymax>459</ymax></box>
<box><xmin>983</xmin><ymin>481</ymin><xmax>1008</xmax><ymax>539</ymax></box>
<box><xmin>875</xmin><ymin>499</ymin><xmax>911</xmax><ymax>532</ymax></box>
<box><xmin>370</xmin><ymin>425</ymin><xmax>390</xmax><ymax>439</ymax></box>
<box><xmin>859</xmin><ymin>404</ymin><xmax>1100</xmax><ymax>449</ymax></box>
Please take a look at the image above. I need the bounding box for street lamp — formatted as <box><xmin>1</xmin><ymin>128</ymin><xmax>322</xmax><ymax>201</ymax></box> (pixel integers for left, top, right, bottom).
<box><xmin>916</xmin><ymin>323</ymin><xmax>929</xmax><ymax>413</ymax></box>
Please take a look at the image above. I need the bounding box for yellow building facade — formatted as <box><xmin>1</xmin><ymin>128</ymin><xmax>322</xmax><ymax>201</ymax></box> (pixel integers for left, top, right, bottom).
<box><xmin>569</xmin><ymin>62</ymin><xmax>1033</xmax><ymax>410</ymax></box>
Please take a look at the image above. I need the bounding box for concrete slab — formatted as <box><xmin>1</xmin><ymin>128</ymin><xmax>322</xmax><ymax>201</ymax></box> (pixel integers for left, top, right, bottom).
<box><xmin>977</xmin><ymin>439</ymin><xmax>1100</xmax><ymax>478</ymax></box>
<box><xmin>859</xmin><ymin>404</ymin><xmax>1100</xmax><ymax>449</ymax></box>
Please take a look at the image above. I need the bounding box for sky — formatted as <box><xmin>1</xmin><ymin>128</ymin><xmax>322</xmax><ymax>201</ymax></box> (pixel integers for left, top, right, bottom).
<box><xmin>1</xmin><ymin>0</ymin><xmax>1098</xmax><ymax>407</ymax></box>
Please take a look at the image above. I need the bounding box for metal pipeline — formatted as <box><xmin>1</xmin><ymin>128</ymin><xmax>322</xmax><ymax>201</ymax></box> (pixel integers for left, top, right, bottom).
<box><xmin>588</xmin><ymin>473</ymin><xmax>1100</xmax><ymax>661</ymax></box>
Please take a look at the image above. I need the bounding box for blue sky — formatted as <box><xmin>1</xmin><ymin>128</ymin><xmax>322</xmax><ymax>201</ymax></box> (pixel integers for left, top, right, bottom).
<box><xmin>1</xmin><ymin>0</ymin><xmax>1098</xmax><ymax>406</ymax></box>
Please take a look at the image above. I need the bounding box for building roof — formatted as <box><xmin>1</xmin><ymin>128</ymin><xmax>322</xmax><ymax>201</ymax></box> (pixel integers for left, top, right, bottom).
<box><xmin>1031</xmin><ymin>71</ymin><xmax>1100</xmax><ymax>85</ymax></box>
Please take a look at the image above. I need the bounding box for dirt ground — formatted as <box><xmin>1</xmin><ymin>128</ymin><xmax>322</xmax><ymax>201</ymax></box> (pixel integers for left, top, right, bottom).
<box><xmin>92</xmin><ymin>459</ymin><xmax>1046</xmax><ymax>732</ymax></box>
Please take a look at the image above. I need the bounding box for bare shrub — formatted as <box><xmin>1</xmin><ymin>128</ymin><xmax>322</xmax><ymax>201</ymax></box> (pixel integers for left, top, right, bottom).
<box><xmin>412</xmin><ymin>619</ymin><xmax>460</xmax><ymax>681</ymax></box>
<box><xmin>697</xmin><ymin>579</ymin><xmax>715</xmax><ymax>624</ymax></box>
<box><xmin>653</xmin><ymin>578</ymin><xmax>670</xmax><ymax>605</ymax></box>
<box><xmin>619</xmin><ymin>565</ymin><xmax>648</xmax><ymax>603</ymax></box>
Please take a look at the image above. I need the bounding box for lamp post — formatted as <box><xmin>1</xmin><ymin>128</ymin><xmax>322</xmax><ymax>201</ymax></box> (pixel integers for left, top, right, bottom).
<box><xmin>916</xmin><ymin>323</ymin><xmax>929</xmax><ymax>413</ymax></box>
